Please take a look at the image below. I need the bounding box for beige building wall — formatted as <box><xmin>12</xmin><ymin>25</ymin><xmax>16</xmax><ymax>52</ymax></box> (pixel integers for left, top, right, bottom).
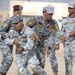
<box><xmin>10</xmin><ymin>1</ymin><xmax>68</xmax><ymax>17</ymax></box>
<box><xmin>0</xmin><ymin>11</ymin><xmax>9</xmax><ymax>25</ymax></box>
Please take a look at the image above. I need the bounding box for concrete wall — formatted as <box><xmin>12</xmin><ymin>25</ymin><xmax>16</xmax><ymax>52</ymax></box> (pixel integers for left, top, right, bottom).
<box><xmin>0</xmin><ymin>11</ymin><xmax>8</xmax><ymax>25</ymax></box>
<box><xmin>10</xmin><ymin>1</ymin><xmax>68</xmax><ymax>18</ymax></box>
<box><xmin>10</xmin><ymin>1</ymin><xmax>69</xmax><ymax>29</ymax></box>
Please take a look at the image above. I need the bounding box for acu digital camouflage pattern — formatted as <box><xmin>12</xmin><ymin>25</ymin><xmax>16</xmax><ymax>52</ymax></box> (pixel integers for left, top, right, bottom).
<box><xmin>61</xmin><ymin>16</ymin><xmax>75</xmax><ymax>75</ymax></box>
<box><xmin>27</xmin><ymin>16</ymin><xmax>60</xmax><ymax>75</ymax></box>
<box><xmin>5</xmin><ymin>25</ymin><xmax>34</xmax><ymax>75</ymax></box>
<box><xmin>0</xmin><ymin>27</ymin><xmax>13</xmax><ymax>75</ymax></box>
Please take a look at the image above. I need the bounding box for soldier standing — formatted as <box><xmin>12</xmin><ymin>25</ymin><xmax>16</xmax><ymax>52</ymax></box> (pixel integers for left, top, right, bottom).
<box><xmin>43</xmin><ymin>5</ymin><xmax>60</xmax><ymax>75</ymax></box>
<box><xmin>61</xmin><ymin>1</ymin><xmax>75</xmax><ymax>75</ymax></box>
<box><xmin>27</xmin><ymin>5</ymin><xmax>60</xmax><ymax>75</ymax></box>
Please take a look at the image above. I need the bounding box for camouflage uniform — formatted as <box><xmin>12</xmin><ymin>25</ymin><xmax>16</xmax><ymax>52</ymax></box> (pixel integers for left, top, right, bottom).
<box><xmin>0</xmin><ymin>27</ymin><xmax>13</xmax><ymax>75</ymax></box>
<box><xmin>3</xmin><ymin>5</ymin><xmax>23</xmax><ymax>53</ymax></box>
<box><xmin>27</xmin><ymin>16</ymin><xmax>49</xmax><ymax>75</ymax></box>
<box><xmin>0</xmin><ymin>5</ymin><xmax>23</xmax><ymax>75</ymax></box>
<box><xmin>44</xmin><ymin>18</ymin><xmax>60</xmax><ymax>73</ymax></box>
<box><xmin>5</xmin><ymin>15</ymin><xmax>34</xmax><ymax>75</ymax></box>
<box><xmin>27</xmin><ymin>5</ymin><xmax>60</xmax><ymax>75</ymax></box>
<box><xmin>61</xmin><ymin>1</ymin><xmax>75</xmax><ymax>75</ymax></box>
<box><xmin>43</xmin><ymin>5</ymin><xmax>60</xmax><ymax>75</ymax></box>
<box><xmin>28</xmin><ymin>17</ymin><xmax>60</xmax><ymax>75</ymax></box>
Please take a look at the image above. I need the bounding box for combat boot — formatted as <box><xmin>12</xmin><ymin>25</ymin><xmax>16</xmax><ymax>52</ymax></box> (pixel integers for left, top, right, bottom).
<box><xmin>53</xmin><ymin>72</ymin><xmax>58</xmax><ymax>75</ymax></box>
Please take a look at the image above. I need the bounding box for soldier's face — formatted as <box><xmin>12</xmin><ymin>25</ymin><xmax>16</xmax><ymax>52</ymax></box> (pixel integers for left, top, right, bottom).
<box><xmin>43</xmin><ymin>11</ymin><xmax>53</xmax><ymax>21</ymax></box>
<box><xmin>68</xmin><ymin>8</ymin><xmax>75</xmax><ymax>15</ymax></box>
<box><xmin>13</xmin><ymin>21</ymin><xmax>23</xmax><ymax>31</ymax></box>
<box><xmin>13</xmin><ymin>11</ymin><xmax>19</xmax><ymax>16</ymax></box>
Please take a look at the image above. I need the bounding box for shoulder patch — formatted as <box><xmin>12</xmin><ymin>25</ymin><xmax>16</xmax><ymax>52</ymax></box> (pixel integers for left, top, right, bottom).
<box><xmin>37</xmin><ymin>23</ymin><xmax>43</xmax><ymax>28</ymax></box>
<box><xmin>2</xmin><ymin>22</ymin><xmax>9</xmax><ymax>29</ymax></box>
<box><xmin>27</xmin><ymin>19</ymin><xmax>36</xmax><ymax>27</ymax></box>
<box><xmin>55</xmin><ymin>24</ymin><xmax>59</xmax><ymax>29</ymax></box>
<box><xmin>47</xmin><ymin>25</ymin><xmax>57</xmax><ymax>35</ymax></box>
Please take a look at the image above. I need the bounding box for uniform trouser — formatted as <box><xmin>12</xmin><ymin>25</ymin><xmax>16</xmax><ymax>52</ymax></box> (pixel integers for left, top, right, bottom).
<box><xmin>9</xmin><ymin>45</ymin><xmax>13</xmax><ymax>53</ymax></box>
<box><xmin>64</xmin><ymin>44</ymin><xmax>74</xmax><ymax>75</ymax></box>
<box><xmin>0</xmin><ymin>41</ymin><xmax>13</xmax><ymax>74</ymax></box>
<box><xmin>16</xmin><ymin>53</ymin><xmax>32</xmax><ymax>75</ymax></box>
<box><xmin>29</xmin><ymin>54</ymin><xmax>48</xmax><ymax>75</ymax></box>
<box><xmin>36</xmin><ymin>48</ymin><xmax>45</xmax><ymax>68</ymax></box>
<box><xmin>48</xmin><ymin>49</ymin><xmax>58</xmax><ymax>73</ymax></box>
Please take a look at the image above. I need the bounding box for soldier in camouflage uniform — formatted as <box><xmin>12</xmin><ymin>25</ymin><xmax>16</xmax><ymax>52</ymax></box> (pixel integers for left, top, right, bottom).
<box><xmin>26</xmin><ymin>14</ymin><xmax>49</xmax><ymax>75</ymax></box>
<box><xmin>0</xmin><ymin>5</ymin><xmax>23</xmax><ymax>74</ymax></box>
<box><xmin>0</xmin><ymin>27</ymin><xmax>13</xmax><ymax>75</ymax></box>
<box><xmin>3</xmin><ymin>5</ymin><xmax>23</xmax><ymax>52</ymax></box>
<box><xmin>27</xmin><ymin>19</ymin><xmax>49</xmax><ymax>75</ymax></box>
<box><xmin>27</xmin><ymin>5</ymin><xmax>60</xmax><ymax>75</ymax></box>
<box><xmin>2</xmin><ymin>5</ymin><xmax>23</xmax><ymax>33</ymax></box>
<box><xmin>61</xmin><ymin>1</ymin><xmax>75</xmax><ymax>75</ymax></box>
<box><xmin>5</xmin><ymin>15</ymin><xmax>35</xmax><ymax>75</ymax></box>
<box><xmin>43</xmin><ymin>5</ymin><xmax>60</xmax><ymax>75</ymax></box>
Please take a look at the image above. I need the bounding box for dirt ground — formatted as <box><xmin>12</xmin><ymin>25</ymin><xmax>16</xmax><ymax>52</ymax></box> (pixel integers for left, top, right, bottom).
<box><xmin>0</xmin><ymin>43</ymin><xmax>75</xmax><ymax>75</ymax></box>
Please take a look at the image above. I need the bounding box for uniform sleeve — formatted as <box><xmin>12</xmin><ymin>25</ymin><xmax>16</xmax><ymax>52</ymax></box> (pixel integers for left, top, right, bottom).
<box><xmin>32</xmin><ymin>17</ymin><xmax>38</xmax><ymax>33</ymax></box>
<box><xmin>1</xmin><ymin>17</ymin><xmax>12</xmax><ymax>33</ymax></box>
<box><xmin>55</xmin><ymin>28</ymin><xmax>61</xmax><ymax>46</ymax></box>
<box><xmin>54</xmin><ymin>19</ymin><xmax>61</xmax><ymax>46</ymax></box>
<box><xmin>4</xmin><ymin>28</ymin><xmax>15</xmax><ymax>45</ymax></box>
<box><xmin>0</xmin><ymin>26</ymin><xmax>6</xmax><ymax>35</ymax></box>
<box><xmin>0</xmin><ymin>26</ymin><xmax>9</xmax><ymax>41</ymax></box>
<box><xmin>26</xmin><ymin>27</ymin><xmax>34</xmax><ymax>37</ymax></box>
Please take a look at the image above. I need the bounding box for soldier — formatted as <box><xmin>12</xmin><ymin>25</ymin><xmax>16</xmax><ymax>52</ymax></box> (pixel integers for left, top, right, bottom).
<box><xmin>27</xmin><ymin>5</ymin><xmax>60</xmax><ymax>75</ymax></box>
<box><xmin>26</xmin><ymin>21</ymin><xmax>49</xmax><ymax>75</ymax></box>
<box><xmin>27</xmin><ymin>14</ymin><xmax>49</xmax><ymax>75</ymax></box>
<box><xmin>0</xmin><ymin>27</ymin><xmax>13</xmax><ymax>75</ymax></box>
<box><xmin>61</xmin><ymin>1</ymin><xmax>75</xmax><ymax>75</ymax></box>
<box><xmin>43</xmin><ymin>5</ymin><xmax>60</xmax><ymax>75</ymax></box>
<box><xmin>3</xmin><ymin>5</ymin><xmax>23</xmax><ymax>52</ymax></box>
<box><xmin>3</xmin><ymin>5</ymin><xmax>23</xmax><ymax>33</ymax></box>
<box><xmin>0</xmin><ymin>5</ymin><xmax>23</xmax><ymax>75</ymax></box>
<box><xmin>5</xmin><ymin>15</ymin><xmax>35</xmax><ymax>75</ymax></box>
